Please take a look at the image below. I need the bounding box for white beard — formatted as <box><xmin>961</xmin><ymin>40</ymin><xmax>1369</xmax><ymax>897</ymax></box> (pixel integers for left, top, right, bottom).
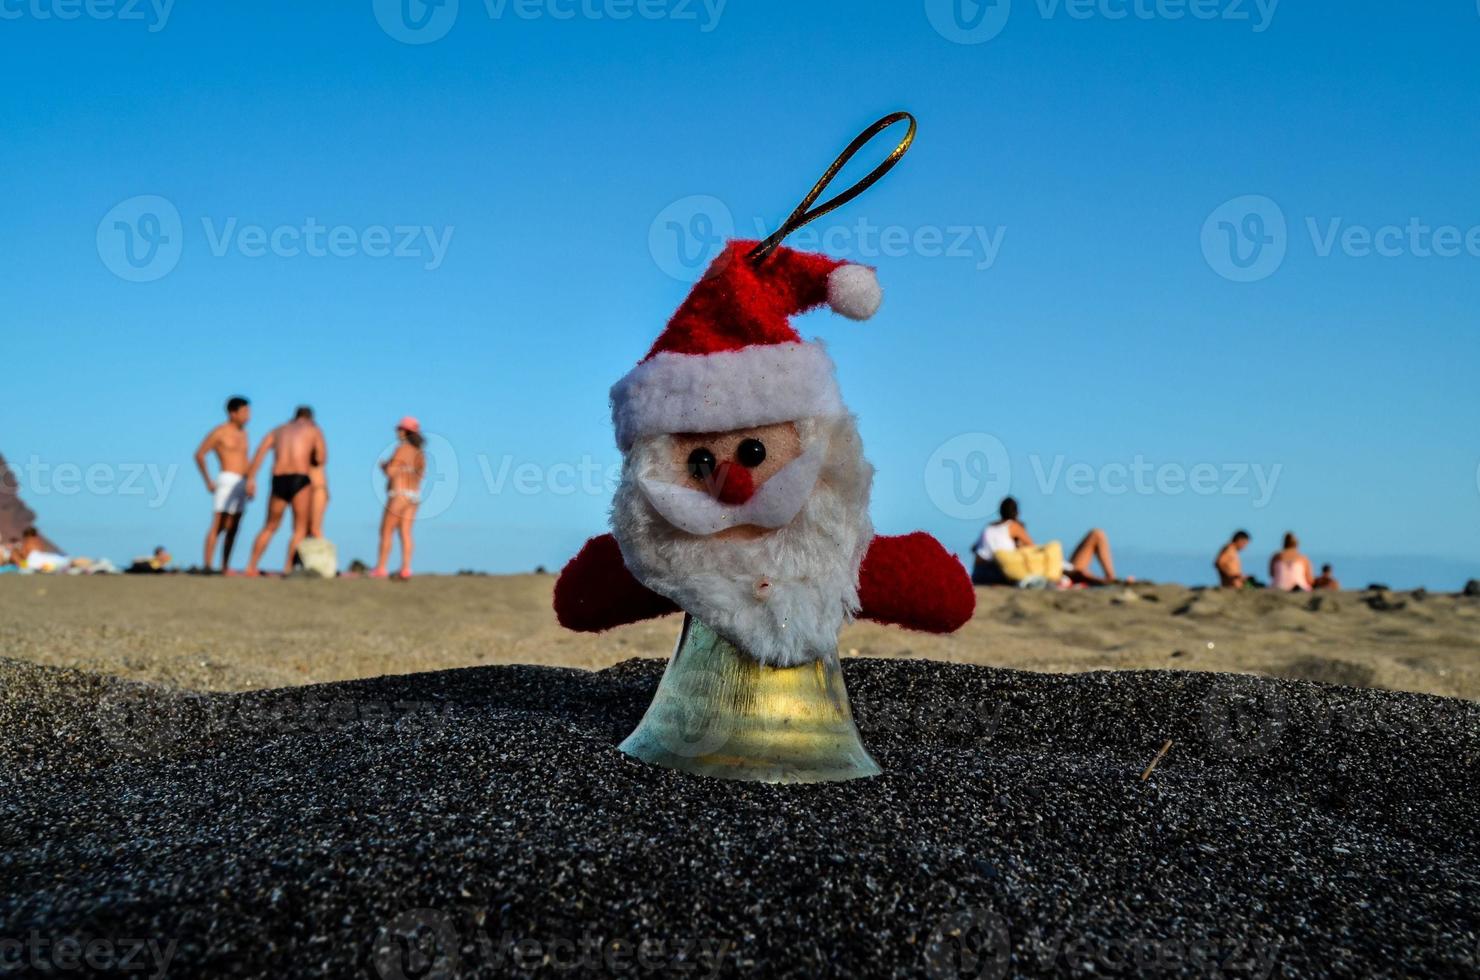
<box><xmin>611</xmin><ymin>415</ymin><xmax>875</xmax><ymax>667</ymax></box>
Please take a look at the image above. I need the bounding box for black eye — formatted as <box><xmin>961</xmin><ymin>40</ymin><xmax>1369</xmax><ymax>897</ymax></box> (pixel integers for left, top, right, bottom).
<box><xmin>736</xmin><ymin>438</ymin><xmax>767</xmax><ymax>468</ymax></box>
<box><xmin>687</xmin><ymin>447</ymin><xmax>716</xmax><ymax>481</ymax></box>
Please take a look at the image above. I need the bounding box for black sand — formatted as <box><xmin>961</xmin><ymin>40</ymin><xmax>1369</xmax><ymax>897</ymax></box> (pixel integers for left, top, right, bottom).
<box><xmin>2</xmin><ymin>656</ymin><xmax>1477</xmax><ymax>978</ymax></box>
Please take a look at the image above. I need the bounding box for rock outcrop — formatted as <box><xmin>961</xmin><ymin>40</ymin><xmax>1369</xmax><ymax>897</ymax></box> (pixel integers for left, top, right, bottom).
<box><xmin>0</xmin><ymin>453</ymin><xmax>59</xmax><ymax>551</ymax></box>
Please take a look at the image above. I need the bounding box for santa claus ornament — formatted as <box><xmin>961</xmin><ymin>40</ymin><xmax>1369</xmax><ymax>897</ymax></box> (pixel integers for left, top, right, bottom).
<box><xmin>555</xmin><ymin>112</ymin><xmax>975</xmax><ymax>783</ymax></box>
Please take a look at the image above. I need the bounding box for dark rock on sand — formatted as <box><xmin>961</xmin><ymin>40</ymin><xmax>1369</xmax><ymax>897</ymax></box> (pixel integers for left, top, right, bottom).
<box><xmin>1306</xmin><ymin>594</ymin><xmax>1339</xmax><ymax>613</ymax></box>
<box><xmin>1</xmin><ymin>657</ymin><xmax>1478</xmax><ymax>979</ymax></box>
<box><xmin>1464</xmin><ymin>579</ymin><xmax>1480</xmax><ymax>598</ymax></box>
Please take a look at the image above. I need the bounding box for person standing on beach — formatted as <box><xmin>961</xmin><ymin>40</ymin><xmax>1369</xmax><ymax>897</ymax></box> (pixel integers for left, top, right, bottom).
<box><xmin>193</xmin><ymin>396</ymin><xmax>252</xmax><ymax>573</ymax></box>
<box><xmin>307</xmin><ymin>460</ymin><xmax>329</xmax><ymax>540</ymax></box>
<box><xmin>1215</xmin><ymin>530</ymin><xmax>1252</xmax><ymax>588</ymax></box>
<box><xmin>370</xmin><ymin>417</ymin><xmax>425</xmax><ymax>580</ymax></box>
<box><xmin>242</xmin><ymin>406</ymin><xmax>326</xmax><ymax>577</ymax></box>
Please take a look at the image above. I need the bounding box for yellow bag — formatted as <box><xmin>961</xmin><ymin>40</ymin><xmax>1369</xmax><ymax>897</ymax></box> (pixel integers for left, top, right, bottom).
<box><xmin>994</xmin><ymin>541</ymin><xmax>1064</xmax><ymax>583</ymax></box>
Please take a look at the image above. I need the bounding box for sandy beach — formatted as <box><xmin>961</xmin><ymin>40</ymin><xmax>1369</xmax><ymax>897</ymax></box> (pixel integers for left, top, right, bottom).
<box><xmin>3</xmin><ymin>574</ymin><xmax>1476</xmax><ymax>699</ymax></box>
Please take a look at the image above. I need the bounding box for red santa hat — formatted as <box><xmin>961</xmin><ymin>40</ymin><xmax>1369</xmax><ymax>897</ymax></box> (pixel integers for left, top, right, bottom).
<box><xmin>610</xmin><ymin>240</ymin><xmax>882</xmax><ymax>450</ymax></box>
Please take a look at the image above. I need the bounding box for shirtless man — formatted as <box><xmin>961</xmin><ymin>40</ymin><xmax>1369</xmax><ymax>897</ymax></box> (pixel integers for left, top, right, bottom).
<box><xmin>194</xmin><ymin>396</ymin><xmax>252</xmax><ymax>572</ymax></box>
<box><xmin>1215</xmin><ymin>530</ymin><xmax>1251</xmax><ymax>588</ymax></box>
<box><xmin>280</xmin><ymin>458</ymin><xmax>331</xmax><ymax>572</ymax></box>
<box><xmin>288</xmin><ymin>460</ymin><xmax>329</xmax><ymax>570</ymax></box>
<box><xmin>243</xmin><ymin>406</ymin><xmax>327</xmax><ymax>576</ymax></box>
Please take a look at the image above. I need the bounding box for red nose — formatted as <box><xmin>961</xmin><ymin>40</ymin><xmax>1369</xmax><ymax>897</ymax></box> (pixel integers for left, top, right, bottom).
<box><xmin>716</xmin><ymin>463</ymin><xmax>755</xmax><ymax>505</ymax></box>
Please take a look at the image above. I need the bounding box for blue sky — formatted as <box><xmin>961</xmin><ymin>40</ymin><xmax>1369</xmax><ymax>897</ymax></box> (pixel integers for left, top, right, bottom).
<box><xmin>3</xmin><ymin>0</ymin><xmax>1478</xmax><ymax>587</ymax></box>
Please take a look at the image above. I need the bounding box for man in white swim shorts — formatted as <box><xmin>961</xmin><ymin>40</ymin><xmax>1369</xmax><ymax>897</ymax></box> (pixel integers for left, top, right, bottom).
<box><xmin>194</xmin><ymin>395</ymin><xmax>253</xmax><ymax>573</ymax></box>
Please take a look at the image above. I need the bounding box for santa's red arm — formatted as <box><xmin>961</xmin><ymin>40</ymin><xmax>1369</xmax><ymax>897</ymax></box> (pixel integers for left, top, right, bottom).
<box><xmin>554</xmin><ymin>533</ymin><xmax>679</xmax><ymax>632</ymax></box>
<box><xmin>857</xmin><ymin>532</ymin><xmax>976</xmax><ymax>633</ymax></box>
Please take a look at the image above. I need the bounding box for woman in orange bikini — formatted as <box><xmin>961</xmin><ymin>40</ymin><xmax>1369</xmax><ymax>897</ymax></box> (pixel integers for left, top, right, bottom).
<box><xmin>370</xmin><ymin>416</ymin><xmax>426</xmax><ymax>580</ymax></box>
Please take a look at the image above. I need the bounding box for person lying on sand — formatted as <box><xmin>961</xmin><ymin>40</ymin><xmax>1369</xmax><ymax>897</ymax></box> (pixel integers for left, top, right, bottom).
<box><xmin>16</xmin><ymin>527</ymin><xmax>69</xmax><ymax>573</ymax></box>
<box><xmin>126</xmin><ymin>546</ymin><xmax>173</xmax><ymax>575</ymax></box>
<box><xmin>1215</xmin><ymin>530</ymin><xmax>1252</xmax><ymax>588</ymax></box>
<box><xmin>1313</xmin><ymin>563</ymin><xmax>1340</xmax><ymax>591</ymax></box>
<box><xmin>1270</xmin><ymin>532</ymin><xmax>1315</xmax><ymax>592</ymax></box>
<box><xmin>243</xmin><ymin>406</ymin><xmax>327</xmax><ymax>577</ymax></box>
<box><xmin>972</xmin><ymin>496</ymin><xmax>1120</xmax><ymax>586</ymax></box>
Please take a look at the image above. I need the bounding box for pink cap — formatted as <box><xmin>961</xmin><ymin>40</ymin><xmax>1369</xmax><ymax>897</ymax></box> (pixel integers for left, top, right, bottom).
<box><xmin>397</xmin><ymin>416</ymin><xmax>421</xmax><ymax>434</ymax></box>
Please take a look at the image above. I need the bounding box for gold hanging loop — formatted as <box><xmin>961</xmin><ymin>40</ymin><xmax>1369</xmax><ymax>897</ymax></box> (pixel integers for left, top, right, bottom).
<box><xmin>748</xmin><ymin>111</ymin><xmax>917</xmax><ymax>263</ymax></box>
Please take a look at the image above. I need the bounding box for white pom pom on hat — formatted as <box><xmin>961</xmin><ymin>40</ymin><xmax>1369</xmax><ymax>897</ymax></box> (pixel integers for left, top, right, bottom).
<box><xmin>826</xmin><ymin>264</ymin><xmax>882</xmax><ymax>321</ymax></box>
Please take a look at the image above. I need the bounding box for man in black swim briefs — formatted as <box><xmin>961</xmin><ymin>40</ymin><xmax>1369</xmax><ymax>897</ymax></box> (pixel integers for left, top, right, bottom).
<box><xmin>271</xmin><ymin>473</ymin><xmax>313</xmax><ymax>503</ymax></box>
<box><xmin>243</xmin><ymin>406</ymin><xmax>328</xmax><ymax>576</ymax></box>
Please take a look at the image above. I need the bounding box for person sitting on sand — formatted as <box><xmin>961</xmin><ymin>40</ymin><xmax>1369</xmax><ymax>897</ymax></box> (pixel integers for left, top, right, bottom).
<box><xmin>1215</xmin><ymin>530</ymin><xmax>1253</xmax><ymax>588</ymax></box>
<box><xmin>1312</xmin><ymin>563</ymin><xmax>1340</xmax><ymax>591</ymax></box>
<box><xmin>971</xmin><ymin>497</ymin><xmax>1120</xmax><ymax>586</ymax></box>
<box><xmin>243</xmin><ymin>406</ymin><xmax>327</xmax><ymax>577</ymax></box>
<box><xmin>370</xmin><ymin>417</ymin><xmax>425</xmax><ymax>580</ymax></box>
<box><xmin>1269</xmin><ymin>532</ymin><xmax>1315</xmax><ymax>592</ymax></box>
